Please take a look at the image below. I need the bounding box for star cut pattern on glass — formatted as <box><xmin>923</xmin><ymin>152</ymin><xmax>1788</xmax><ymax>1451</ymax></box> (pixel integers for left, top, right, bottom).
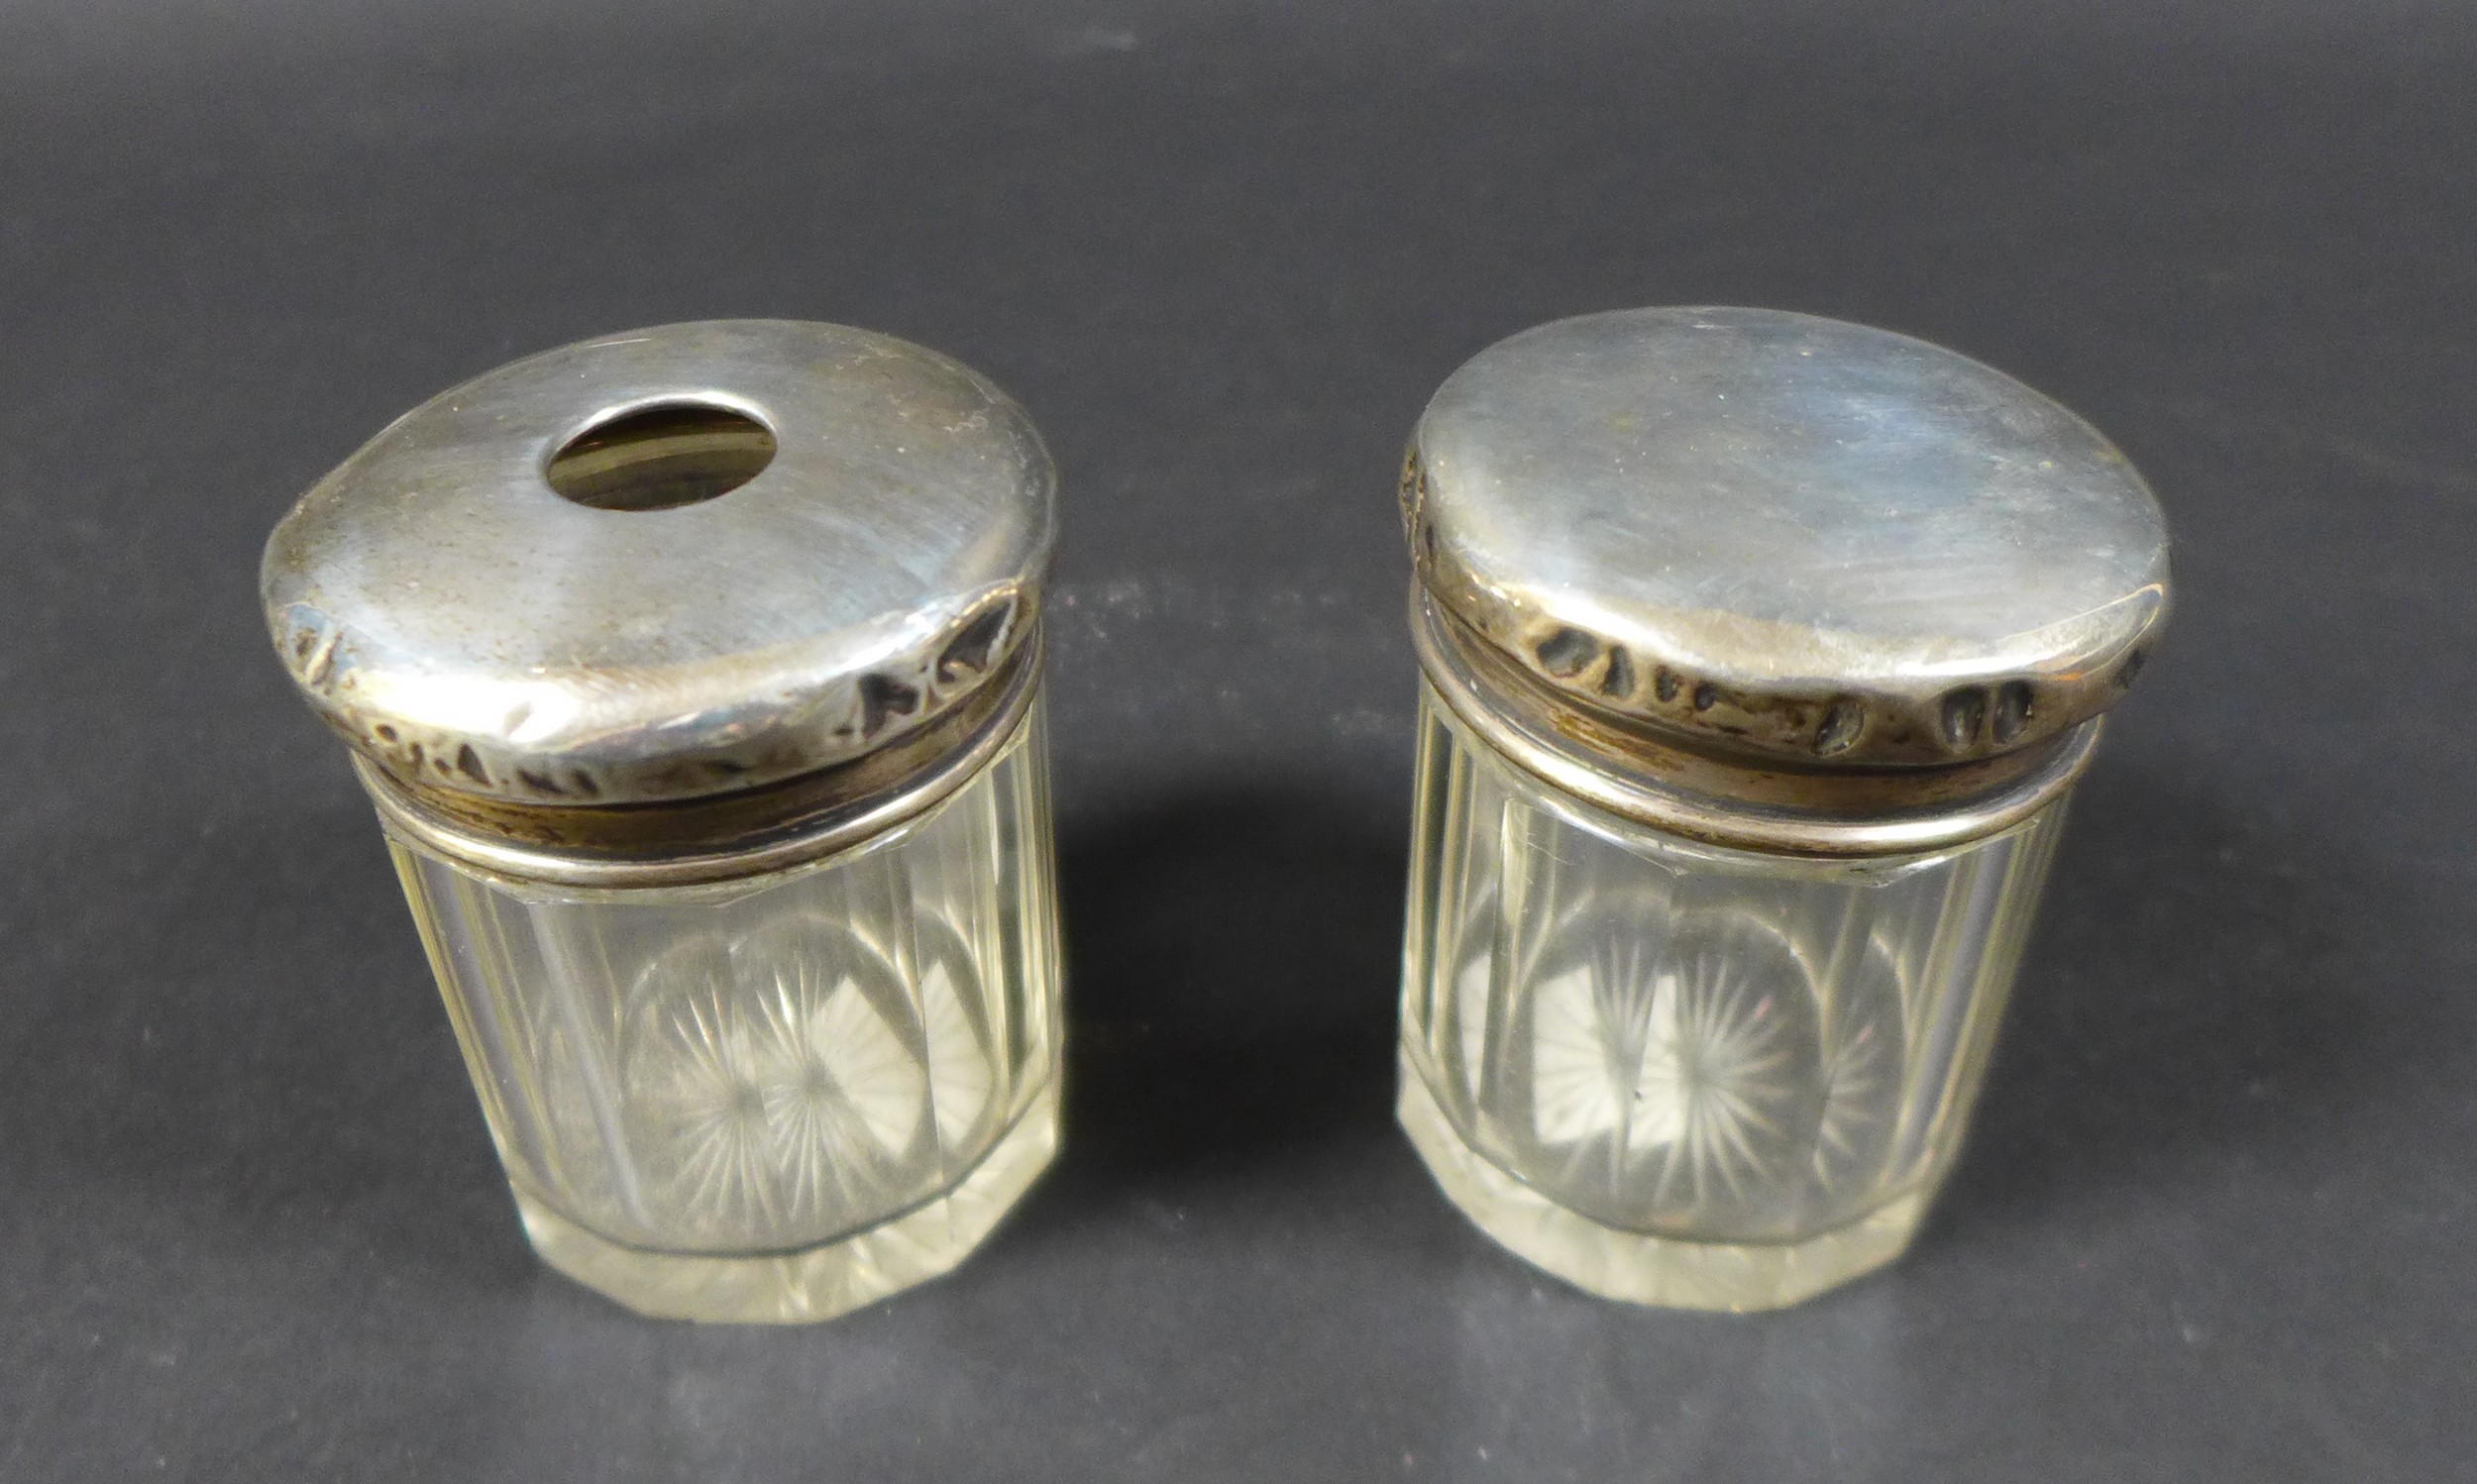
<box><xmin>617</xmin><ymin>910</ymin><xmax>997</xmax><ymax>1247</ymax></box>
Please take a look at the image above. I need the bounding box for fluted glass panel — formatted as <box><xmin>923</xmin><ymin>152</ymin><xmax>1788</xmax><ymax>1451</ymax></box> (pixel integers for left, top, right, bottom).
<box><xmin>389</xmin><ymin>709</ymin><xmax>1061</xmax><ymax>1322</ymax></box>
<box><xmin>1399</xmin><ymin>688</ymin><xmax>2060</xmax><ymax>1310</ymax></box>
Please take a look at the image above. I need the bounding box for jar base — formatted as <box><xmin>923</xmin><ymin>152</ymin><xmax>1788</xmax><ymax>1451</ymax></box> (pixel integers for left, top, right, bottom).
<box><xmin>1398</xmin><ymin>1058</ymin><xmax>1924</xmax><ymax>1312</ymax></box>
<box><xmin>511</xmin><ymin>1080</ymin><xmax>1060</xmax><ymax>1324</ymax></box>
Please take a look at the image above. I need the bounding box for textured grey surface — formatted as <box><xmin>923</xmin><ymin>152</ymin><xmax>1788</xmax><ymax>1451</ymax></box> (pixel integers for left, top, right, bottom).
<box><xmin>2</xmin><ymin>1</ymin><xmax>2472</xmax><ymax>1479</ymax></box>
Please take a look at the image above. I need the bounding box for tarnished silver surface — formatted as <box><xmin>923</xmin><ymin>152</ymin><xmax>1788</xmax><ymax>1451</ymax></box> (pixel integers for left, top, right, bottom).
<box><xmin>1405</xmin><ymin>307</ymin><xmax>2170</xmax><ymax>769</ymax></box>
<box><xmin>265</xmin><ymin>320</ymin><xmax>1055</xmax><ymax>809</ymax></box>
<box><xmin>1414</xmin><ymin>588</ymin><xmax>2099</xmax><ymax>857</ymax></box>
<box><xmin>361</xmin><ymin>635</ymin><xmax>1043</xmax><ymax>890</ymax></box>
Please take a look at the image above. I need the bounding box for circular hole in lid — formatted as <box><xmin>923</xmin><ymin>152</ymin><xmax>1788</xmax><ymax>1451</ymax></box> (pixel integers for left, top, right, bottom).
<box><xmin>544</xmin><ymin>400</ymin><xmax>776</xmax><ymax>511</ymax></box>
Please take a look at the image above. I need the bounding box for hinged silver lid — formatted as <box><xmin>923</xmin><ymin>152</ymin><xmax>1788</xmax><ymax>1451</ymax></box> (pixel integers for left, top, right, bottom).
<box><xmin>265</xmin><ymin>320</ymin><xmax>1055</xmax><ymax>810</ymax></box>
<box><xmin>1404</xmin><ymin>307</ymin><xmax>2170</xmax><ymax>770</ymax></box>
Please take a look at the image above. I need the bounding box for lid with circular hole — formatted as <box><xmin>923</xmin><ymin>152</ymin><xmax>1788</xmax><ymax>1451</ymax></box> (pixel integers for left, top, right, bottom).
<box><xmin>263</xmin><ymin>320</ymin><xmax>1055</xmax><ymax>808</ymax></box>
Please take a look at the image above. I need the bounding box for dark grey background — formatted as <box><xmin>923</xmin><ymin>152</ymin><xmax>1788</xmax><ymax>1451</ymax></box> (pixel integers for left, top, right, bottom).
<box><xmin>3</xmin><ymin>1</ymin><xmax>2470</xmax><ymax>1478</ymax></box>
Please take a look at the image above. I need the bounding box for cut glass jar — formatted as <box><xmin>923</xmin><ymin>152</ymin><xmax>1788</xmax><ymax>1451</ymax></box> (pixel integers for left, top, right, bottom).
<box><xmin>263</xmin><ymin>321</ymin><xmax>1063</xmax><ymax>1323</ymax></box>
<box><xmin>1394</xmin><ymin>307</ymin><xmax>2170</xmax><ymax>1311</ymax></box>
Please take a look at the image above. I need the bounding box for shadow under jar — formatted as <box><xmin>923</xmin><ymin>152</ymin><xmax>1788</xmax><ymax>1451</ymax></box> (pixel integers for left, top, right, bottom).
<box><xmin>1393</xmin><ymin>307</ymin><xmax>2171</xmax><ymax>1311</ymax></box>
<box><xmin>263</xmin><ymin>321</ymin><xmax>1064</xmax><ymax>1323</ymax></box>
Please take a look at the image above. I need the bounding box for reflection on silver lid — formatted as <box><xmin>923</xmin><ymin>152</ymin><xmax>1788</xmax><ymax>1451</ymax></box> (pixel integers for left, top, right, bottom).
<box><xmin>265</xmin><ymin>320</ymin><xmax>1055</xmax><ymax>808</ymax></box>
<box><xmin>1405</xmin><ymin>306</ymin><xmax>2169</xmax><ymax>768</ymax></box>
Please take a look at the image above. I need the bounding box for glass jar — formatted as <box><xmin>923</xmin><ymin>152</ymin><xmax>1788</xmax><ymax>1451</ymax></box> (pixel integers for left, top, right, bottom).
<box><xmin>1393</xmin><ymin>308</ymin><xmax>2171</xmax><ymax>1311</ymax></box>
<box><xmin>263</xmin><ymin>321</ymin><xmax>1063</xmax><ymax>1323</ymax></box>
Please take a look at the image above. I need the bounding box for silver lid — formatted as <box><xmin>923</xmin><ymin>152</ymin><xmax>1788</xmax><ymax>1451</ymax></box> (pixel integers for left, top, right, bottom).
<box><xmin>1404</xmin><ymin>307</ymin><xmax>2170</xmax><ymax>771</ymax></box>
<box><xmin>265</xmin><ymin>320</ymin><xmax>1055</xmax><ymax>813</ymax></box>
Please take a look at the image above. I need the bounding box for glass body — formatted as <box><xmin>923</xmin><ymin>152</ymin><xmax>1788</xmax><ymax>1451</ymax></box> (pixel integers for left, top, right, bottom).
<box><xmin>385</xmin><ymin>710</ymin><xmax>1062</xmax><ymax>1323</ymax></box>
<box><xmin>1398</xmin><ymin>689</ymin><xmax>2064</xmax><ymax>1311</ymax></box>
